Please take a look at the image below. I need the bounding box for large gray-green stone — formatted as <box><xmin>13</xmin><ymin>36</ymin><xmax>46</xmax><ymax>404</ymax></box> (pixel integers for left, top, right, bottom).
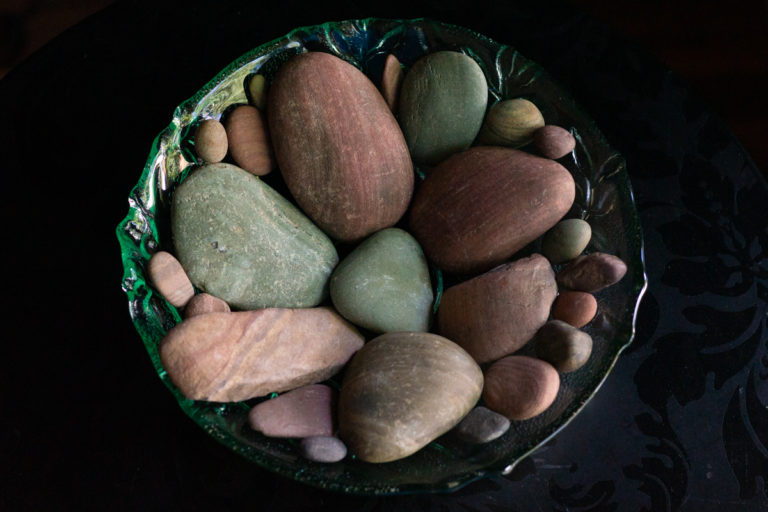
<box><xmin>330</xmin><ymin>228</ymin><xmax>433</xmax><ymax>333</ymax></box>
<box><xmin>171</xmin><ymin>163</ymin><xmax>338</xmax><ymax>309</ymax></box>
<box><xmin>398</xmin><ymin>51</ymin><xmax>488</xmax><ymax>166</ymax></box>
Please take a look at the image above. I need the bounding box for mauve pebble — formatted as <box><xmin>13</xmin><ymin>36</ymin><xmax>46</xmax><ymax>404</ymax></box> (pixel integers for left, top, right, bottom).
<box><xmin>551</xmin><ymin>290</ymin><xmax>597</xmax><ymax>327</ymax></box>
<box><xmin>453</xmin><ymin>406</ymin><xmax>510</xmax><ymax>444</ymax></box>
<box><xmin>380</xmin><ymin>53</ymin><xmax>403</xmax><ymax>111</ymax></box>
<box><xmin>300</xmin><ymin>436</ymin><xmax>347</xmax><ymax>463</ymax></box>
<box><xmin>557</xmin><ymin>252</ymin><xmax>628</xmax><ymax>293</ymax></box>
<box><xmin>225</xmin><ymin>105</ymin><xmax>274</xmax><ymax>175</ymax></box>
<box><xmin>194</xmin><ymin>119</ymin><xmax>228</xmax><ymax>163</ymax></box>
<box><xmin>147</xmin><ymin>251</ymin><xmax>195</xmax><ymax>308</ymax></box>
<box><xmin>534</xmin><ymin>125</ymin><xmax>576</xmax><ymax>159</ymax></box>
<box><xmin>534</xmin><ymin>320</ymin><xmax>593</xmax><ymax>373</ymax></box>
<box><xmin>248</xmin><ymin>384</ymin><xmax>335</xmax><ymax>438</ymax></box>
<box><xmin>248</xmin><ymin>74</ymin><xmax>268</xmax><ymax>110</ymax></box>
<box><xmin>184</xmin><ymin>292</ymin><xmax>230</xmax><ymax>318</ymax></box>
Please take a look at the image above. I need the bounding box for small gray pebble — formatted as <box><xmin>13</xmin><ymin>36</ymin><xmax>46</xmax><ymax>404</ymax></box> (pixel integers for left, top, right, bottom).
<box><xmin>454</xmin><ymin>406</ymin><xmax>510</xmax><ymax>444</ymax></box>
<box><xmin>300</xmin><ymin>436</ymin><xmax>347</xmax><ymax>463</ymax></box>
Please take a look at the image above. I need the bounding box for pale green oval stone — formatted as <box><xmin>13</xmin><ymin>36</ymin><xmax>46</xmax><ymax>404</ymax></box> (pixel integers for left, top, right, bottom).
<box><xmin>330</xmin><ymin>228</ymin><xmax>433</xmax><ymax>333</ymax></box>
<box><xmin>171</xmin><ymin>163</ymin><xmax>338</xmax><ymax>309</ymax></box>
<box><xmin>398</xmin><ymin>51</ymin><xmax>488</xmax><ymax>166</ymax></box>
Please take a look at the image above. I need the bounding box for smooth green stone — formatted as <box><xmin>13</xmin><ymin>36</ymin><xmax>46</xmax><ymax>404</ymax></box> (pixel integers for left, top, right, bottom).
<box><xmin>541</xmin><ymin>218</ymin><xmax>592</xmax><ymax>264</ymax></box>
<box><xmin>330</xmin><ymin>228</ymin><xmax>433</xmax><ymax>333</ymax></box>
<box><xmin>171</xmin><ymin>163</ymin><xmax>338</xmax><ymax>309</ymax></box>
<box><xmin>398</xmin><ymin>51</ymin><xmax>488</xmax><ymax>166</ymax></box>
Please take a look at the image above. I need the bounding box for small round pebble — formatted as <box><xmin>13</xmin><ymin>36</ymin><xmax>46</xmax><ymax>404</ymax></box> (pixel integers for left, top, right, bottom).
<box><xmin>534</xmin><ymin>125</ymin><xmax>576</xmax><ymax>159</ymax></box>
<box><xmin>184</xmin><ymin>292</ymin><xmax>230</xmax><ymax>318</ymax></box>
<box><xmin>542</xmin><ymin>218</ymin><xmax>591</xmax><ymax>265</ymax></box>
<box><xmin>483</xmin><ymin>356</ymin><xmax>560</xmax><ymax>421</ymax></box>
<box><xmin>300</xmin><ymin>436</ymin><xmax>347</xmax><ymax>463</ymax></box>
<box><xmin>194</xmin><ymin>119</ymin><xmax>228</xmax><ymax>163</ymax></box>
<box><xmin>534</xmin><ymin>320</ymin><xmax>593</xmax><ymax>373</ymax></box>
<box><xmin>147</xmin><ymin>251</ymin><xmax>195</xmax><ymax>308</ymax></box>
<box><xmin>552</xmin><ymin>291</ymin><xmax>597</xmax><ymax>327</ymax></box>
<box><xmin>476</xmin><ymin>98</ymin><xmax>545</xmax><ymax>147</ymax></box>
<box><xmin>454</xmin><ymin>406</ymin><xmax>510</xmax><ymax>444</ymax></box>
<box><xmin>248</xmin><ymin>74</ymin><xmax>268</xmax><ymax>110</ymax></box>
<box><xmin>225</xmin><ymin>105</ymin><xmax>274</xmax><ymax>175</ymax></box>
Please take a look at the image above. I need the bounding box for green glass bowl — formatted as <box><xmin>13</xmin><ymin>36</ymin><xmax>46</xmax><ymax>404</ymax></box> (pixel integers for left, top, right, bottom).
<box><xmin>116</xmin><ymin>18</ymin><xmax>647</xmax><ymax>495</ymax></box>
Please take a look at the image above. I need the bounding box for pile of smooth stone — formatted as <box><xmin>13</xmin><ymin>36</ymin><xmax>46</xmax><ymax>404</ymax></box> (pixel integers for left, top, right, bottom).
<box><xmin>149</xmin><ymin>50</ymin><xmax>627</xmax><ymax>464</ymax></box>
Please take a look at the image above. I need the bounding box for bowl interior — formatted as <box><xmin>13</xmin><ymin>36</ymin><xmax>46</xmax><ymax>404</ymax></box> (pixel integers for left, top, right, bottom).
<box><xmin>116</xmin><ymin>17</ymin><xmax>647</xmax><ymax>495</ymax></box>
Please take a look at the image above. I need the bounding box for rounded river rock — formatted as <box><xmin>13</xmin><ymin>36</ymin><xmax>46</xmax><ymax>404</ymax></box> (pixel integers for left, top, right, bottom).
<box><xmin>268</xmin><ymin>51</ymin><xmax>413</xmax><ymax>242</ymax></box>
<box><xmin>541</xmin><ymin>218</ymin><xmax>591</xmax><ymax>264</ymax></box>
<box><xmin>410</xmin><ymin>146</ymin><xmax>575</xmax><ymax>274</ymax></box>
<box><xmin>438</xmin><ymin>254</ymin><xmax>557</xmax><ymax>364</ymax></box>
<box><xmin>338</xmin><ymin>332</ymin><xmax>483</xmax><ymax>463</ymax></box>
<box><xmin>483</xmin><ymin>355</ymin><xmax>560</xmax><ymax>421</ymax></box>
<box><xmin>330</xmin><ymin>228</ymin><xmax>433</xmax><ymax>333</ymax></box>
<box><xmin>534</xmin><ymin>320</ymin><xmax>593</xmax><ymax>373</ymax></box>
<box><xmin>171</xmin><ymin>163</ymin><xmax>338</xmax><ymax>310</ymax></box>
<box><xmin>398</xmin><ymin>51</ymin><xmax>488</xmax><ymax>166</ymax></box>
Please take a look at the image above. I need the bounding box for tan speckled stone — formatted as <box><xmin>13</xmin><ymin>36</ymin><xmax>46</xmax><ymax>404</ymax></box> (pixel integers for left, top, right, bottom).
<box><xmin>194</xmin><ymin>119</ymin><xmax>228</xmax><ymax>163</ymax></box>
<box><xmin>338</xmin><ymin>332</ymin><xmax>483</xmax><ymax>463</ymax></box>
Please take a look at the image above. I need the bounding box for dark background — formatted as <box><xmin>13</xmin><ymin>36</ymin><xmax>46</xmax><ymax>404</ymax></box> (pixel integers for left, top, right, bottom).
<box><xmin>1</xmin><ymin>1</ymin><xmax>766</xmax><ymax>510</ymax></box>
<box><xmin>2</xmin><ymin>0</ymin><xmax>766</xmax><ymax>174</ymax></box>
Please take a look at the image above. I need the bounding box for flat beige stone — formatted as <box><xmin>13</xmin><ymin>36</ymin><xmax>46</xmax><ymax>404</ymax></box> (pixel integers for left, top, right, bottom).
<box><xmin>160</xmin><ymin>308</ymin><xmax>363</xmax><ymax>402</ymax></box>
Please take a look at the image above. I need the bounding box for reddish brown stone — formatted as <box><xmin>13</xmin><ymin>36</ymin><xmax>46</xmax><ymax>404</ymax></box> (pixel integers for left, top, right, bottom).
<box><xmin>557</xmin><ymin>252</ymin><xmax>627</xmax><ymax>292</ymax></box>
<box><xmin>551</xmin><ymin>290</ymin><xmax>597</xmax><ymax>327</ymax></box>
<box><xmin>268</xmin><ymin>52</ymin><xmax>414</xmax><ymax>242</ymax></box>
<box><xmin>409</xmin><ymin>146</ymin><xmax>575</xmax><ymax>274</ymax></box>
<box><xmin>437</xmin><ymin>254</ymin><xmax>557</xmax><ymax>364</ymax></box>
<box><xmin>483</xmin><ymin>356</ymin><xmax>560</xmax><ymax>421</ymax></box>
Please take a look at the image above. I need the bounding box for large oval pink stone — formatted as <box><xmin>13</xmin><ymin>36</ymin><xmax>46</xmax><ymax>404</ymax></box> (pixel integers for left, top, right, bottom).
<box><xmin>268</xmin><ymin>52</ymin><xmax>414</xmax><ymax>242</ymax></box>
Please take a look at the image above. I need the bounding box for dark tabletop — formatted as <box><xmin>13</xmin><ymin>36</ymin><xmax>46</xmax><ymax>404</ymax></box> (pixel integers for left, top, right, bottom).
<box><xmin>1</xmin><ymin>0</ymin><xmax>766</xmax><ymax>510</ymax></box>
